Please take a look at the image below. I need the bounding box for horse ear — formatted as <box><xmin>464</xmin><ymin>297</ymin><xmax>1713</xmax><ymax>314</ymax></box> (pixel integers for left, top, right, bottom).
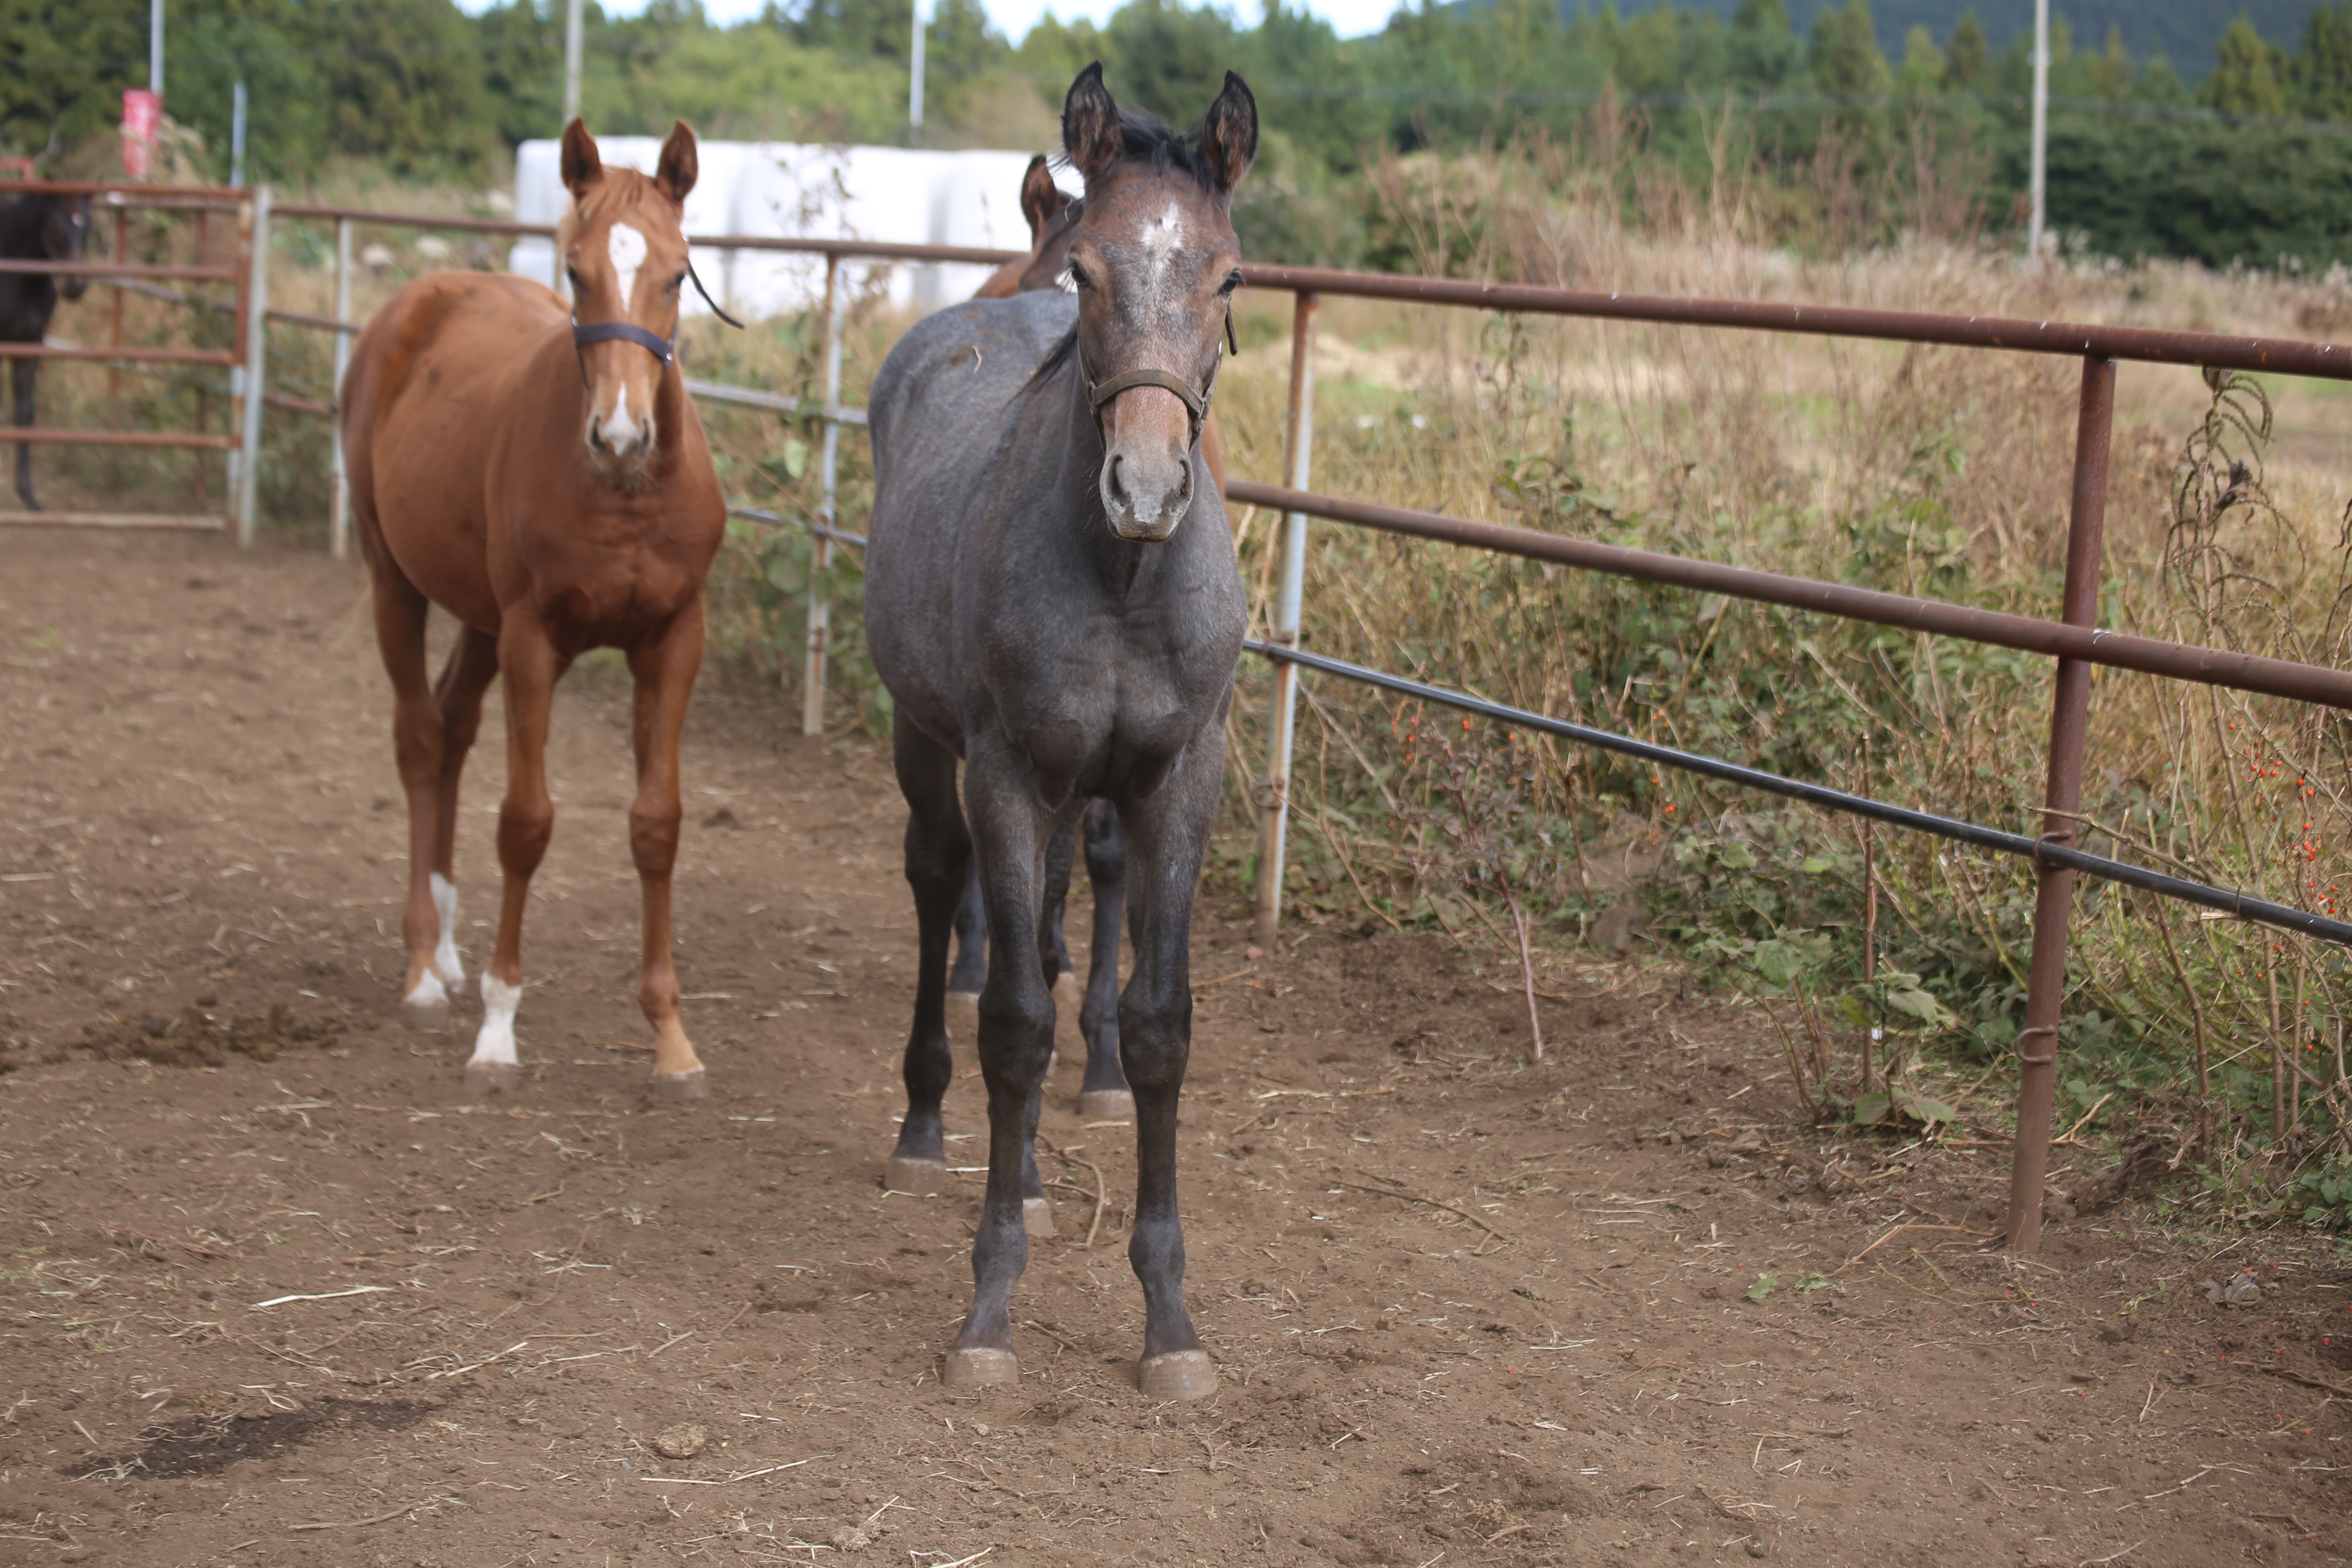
<box><xmin>1062</xmin><ymin>63</ymin><xmax>1122</xmax><ymax>189</ymax></box>
<box><xmin>656</xmin><ymin>120</ymin><xmax>699</xmax><ymax>205</ymax></box>
<box><xmin>1019</xmin><ymin>154</ymin><xmax>1067</xmax><ymax>245</ymax></box>
<box><xmin>559</xmin><ymin>118</ymin><xmax>603</xmax><ymax>200</ymax></box>
<box><xmin>1199</xmin><ymin>71</ymin><xmax>1258</xmax><ymax>195</ymax></box>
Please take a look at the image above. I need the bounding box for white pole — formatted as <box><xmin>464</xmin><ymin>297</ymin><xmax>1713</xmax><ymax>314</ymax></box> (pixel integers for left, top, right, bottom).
<box><xmin>229</xmin><ymin>78</ymin><xmax>246</xmax><ymax>187</ymax></box>
<box><xmin>804</xmin><ymin>257</ymin><xmax>843</xmax><ymax>737</ymax></box>
<box><xmin>150</xmin><ymin>0</ymin><xmax>164</xmax><ymax>104</ymax></box>
<box><xmin>2028</xmin><ymin>0</ymin><xmax>2048</xmax><ymax>259</ymax></box>
<box><xmin>563</xmin><ymin>0</ymin><xmax>584</xmax><ymax>127</ymax></box>
<box><xmin>235</xmin><ymin>185</ymin><xmax>270</xmax><ymax>546</ymax></box>
<box><xmin>329</xmin><ymin>215</ymin><xmax>351</xmax><ymax>560</ymax></box>
<box><xmin>908</xmin><ymin>0</ymin><xmax>926</xmax><ymax>137</ymax></box>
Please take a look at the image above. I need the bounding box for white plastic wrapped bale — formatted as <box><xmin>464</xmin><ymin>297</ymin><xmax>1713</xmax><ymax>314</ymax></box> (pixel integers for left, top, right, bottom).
<box><xmin>508</xmin><ymin>140</ymin><xmax>1067</xmax><ymax>321</ymax></box>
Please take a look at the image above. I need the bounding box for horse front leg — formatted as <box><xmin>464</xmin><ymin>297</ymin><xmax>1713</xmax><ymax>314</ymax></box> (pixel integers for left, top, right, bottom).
<box><xmin>11</xmin><ymin>356</ymin><xmax>38</xmax><ymax>512</ymax></box>
<box><xmin>940</xmin><ymin>739</ymin><xmax>1058</xmax><ymax>1388</ymax></box>
<box><xmin>473</xmin><ymin>617</ymin><xmax>564</xmax><ymax>1092</ymax></box>
<box><xmin>1114</xmin><ymin>733</ymin><xmax>1225</xmax><ymax>1401</ymax></box>
<box><xmin>886</xmin><ymin>711</ymin><xmax>968</xmax><ymax>1196</ymax></box>
<box><xmin>626</xmin><ymin>608</ymin><xmax>708</xmax><ymax>1098</ymax></box>
<box><xmin>1076</xmin><ymin>799</ymin><xmax>1134</xmax><ymax>1120</ymax></box>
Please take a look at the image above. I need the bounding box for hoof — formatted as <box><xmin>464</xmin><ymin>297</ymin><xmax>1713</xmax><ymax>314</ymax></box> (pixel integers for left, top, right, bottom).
<box><xmin>886</xmin><ymin>1155</ymin><xmax>950</xmax><ymax>1196</ymax></box>
<box><xmin>1022</xmin><ymin>1196</ymin><xmax>1056</xmax><ymax>1239</ymax></box>
<box><xmin>403</xmin><ymin>997</ymin><xmax>450</xmax><ymax>1029</ymax></box>
<box><xmin>1078</xmin><ymin>1089</ymin><xmax>1136</xmax><ymax>1122</ymax></box>
<box><xmin>944</xmin><ymin>990</ymin><xmax>980</xmax><ymax>1038</ymax></box>
<box><xmin>940</xmin><ymin>1346</ymin><xmax>1020</xmax><ymax>1388</ymax></box>
<box><xmin>464</xmin><ymin>1061</ymin><xmax>519</xmax><ymax>1095</ymax></box>
<box><xmin>651</xmin><ymin>1067</ymin><xmax>707</xmax><ymax>1100</ymax></box>
<box><xmin>1136</xmin><ymin>1349</ymin><xmax>1217</xmax><ymax>1401</ymax></box>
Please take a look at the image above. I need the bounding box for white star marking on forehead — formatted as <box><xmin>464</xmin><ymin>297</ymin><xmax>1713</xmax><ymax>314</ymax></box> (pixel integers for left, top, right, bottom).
<box><xmin>1144</xmin><ymin>201</ymin><xmax>1183</xmax><ymax>281</ymax></box>
<box><xmin>608</xmin><ymin>221</ymin><xmax>648</xmax><ymax>307</ymax></box>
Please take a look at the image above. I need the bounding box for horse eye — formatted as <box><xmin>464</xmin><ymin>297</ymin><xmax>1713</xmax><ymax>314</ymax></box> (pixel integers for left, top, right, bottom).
<box><xmin>668</xmin><ymin>272</ymin><xmax>685</xmax><ymax>293</ymax></box>
<box><xmin>1219</xmin><ymin>270</ymin><xmax>1242</xmax><ymax>296</ymax></box>
<box><xmin>1067</xmin><ymin>263</ymin><xmax>1091</xmax><ymax>290</ymax></box>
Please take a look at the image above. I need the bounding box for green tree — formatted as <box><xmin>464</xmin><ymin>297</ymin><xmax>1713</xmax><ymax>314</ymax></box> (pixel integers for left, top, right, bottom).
<box><xmin>2203</xmin><ymin>13</ymin><xmax>2290</xmax><ymax>118</ymax></box>
<box><xmin>1808</xmin><ymin>0</ymin><xmax>1889</xmax><ymax>103</ymax></box>
<box><xmin>2087</xmin><ymin>25</ymin><xmax>2132</xmax><ymax>100</ymax></box>
<box><xmin>1943</xmin><ymin>9</ymin><xmax>1986</xmax><ymax>91</ymax></box>
<box><xmin>1894</xmin><ymin>24</ymin><xmax>1943</xmax><ymax>98</ymax></box>
<box><xmin>1728</xmin><ymin>0</ymin><xmax>1801</xmax><ymax>94</ymax></box>
<box><xmin>2294</xmin><ymin>2</ymin><xmax>2352</xmax><ymax>119</ymax></box>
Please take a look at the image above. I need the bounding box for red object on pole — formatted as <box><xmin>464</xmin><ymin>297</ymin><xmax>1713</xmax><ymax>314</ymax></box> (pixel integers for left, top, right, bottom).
<box><xmin>121</xmin><ymin>90</ymin><xmax>162</xmax><ymax>181</ymax></box>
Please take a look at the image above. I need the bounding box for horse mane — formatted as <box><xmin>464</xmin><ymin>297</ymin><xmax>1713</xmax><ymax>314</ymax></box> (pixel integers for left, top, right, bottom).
<box><xmin>1056</xmin><ymin>107</ymin><xmax>1221</xmax><ymax>194</ymax></box>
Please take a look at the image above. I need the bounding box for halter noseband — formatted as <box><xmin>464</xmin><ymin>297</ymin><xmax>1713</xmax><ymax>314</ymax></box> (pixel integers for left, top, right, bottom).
<box><xmin>570</xmin><ymin>256</ymin><xmax>742</xmax><ymax>383</ymax></box>
<box><xmin>1078</xmin><ymin>307</ymin><xmax>1234</xmax><ymax>452</ymax></box>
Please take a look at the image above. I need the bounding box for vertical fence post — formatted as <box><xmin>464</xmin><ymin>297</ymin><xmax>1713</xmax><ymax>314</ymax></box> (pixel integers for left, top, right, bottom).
<box><xmin>1251</xmin><ymin>290</ymin><xmax>1320</xmax><ymax>948</ymax></box>
<box><xmin>328</xmin><ymin>215</ymin><xmax>352</xmax><ymax>559</ymax></box>
<box><xmin>803</xmin><ymin>254</ymin><xmax>842</xmax><ymax>739</ymax></box>
<box><xmin>2005</xmin><ymin>354</ymin><xmax>2115</xmax><ymax>1254</ymax></box>
<box><xmin>234</xmin><ymin>184</ymin><xmax>272</xmax><ymax>546</ymax></box>
<box><xmin>227</xmin><ymin>194</ymin><xmax>253</xmax><ymax>531</ymax></box>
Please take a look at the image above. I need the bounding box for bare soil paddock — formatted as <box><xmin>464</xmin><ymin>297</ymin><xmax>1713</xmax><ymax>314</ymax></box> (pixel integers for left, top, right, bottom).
<box><xmin>0</xmin><ymin>527</ymin><xmax>2347</xmax><ymax>1568</ymax></box>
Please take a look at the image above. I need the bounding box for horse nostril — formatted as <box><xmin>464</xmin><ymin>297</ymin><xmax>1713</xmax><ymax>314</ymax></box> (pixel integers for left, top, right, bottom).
<box><xmin>1106</xmin><ymin>453</ymin><xmax>1128</xmax><ymax>506</ymax></box>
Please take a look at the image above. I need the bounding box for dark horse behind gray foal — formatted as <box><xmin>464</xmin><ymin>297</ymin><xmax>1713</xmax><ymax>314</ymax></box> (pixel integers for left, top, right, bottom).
<box><xmin>1</xmin><ymin>191</ymin><xmax>94</xmax><ymax>510</ymax></box>
<box><xmin>864</xmin><ymin>63</ymin><xmax>1253</xmax><ymax>1400</ymax></box>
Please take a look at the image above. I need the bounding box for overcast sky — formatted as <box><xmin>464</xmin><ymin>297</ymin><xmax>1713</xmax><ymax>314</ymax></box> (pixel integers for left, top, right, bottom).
<box><xmin>457</xmin><ymin>0</ymin><xmax>1401</xmax><ymax>44</ymax></box>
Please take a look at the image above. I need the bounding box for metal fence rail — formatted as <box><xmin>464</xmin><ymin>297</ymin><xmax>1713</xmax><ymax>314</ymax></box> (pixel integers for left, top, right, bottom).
<box><xmin>1223</xmin><ymin>269</ymin><xmax>2352</xmax><ymax>1257</ymax></box>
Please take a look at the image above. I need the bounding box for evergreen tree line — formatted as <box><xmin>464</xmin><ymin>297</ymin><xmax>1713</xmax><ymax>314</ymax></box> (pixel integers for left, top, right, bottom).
<box><xmin>7</xmin><ymin>0</ymin><xmax>2352</xmax><ymax>270</ymax></box>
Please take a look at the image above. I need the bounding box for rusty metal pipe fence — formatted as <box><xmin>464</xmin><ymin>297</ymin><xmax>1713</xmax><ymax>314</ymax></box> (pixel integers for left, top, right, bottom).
<box><xmin>0</xmin><ymin>178</ymin><xmax>261</xmax><ymax>533</ymax></box>
<box><xmin>24</xmin><ymin>188</ymin><xmax>2352</xmax><ymax>1254</ymax></box>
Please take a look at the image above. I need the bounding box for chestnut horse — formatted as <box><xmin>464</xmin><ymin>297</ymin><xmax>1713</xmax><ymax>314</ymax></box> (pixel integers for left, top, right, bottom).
<box><xmin>865</xmin><ymin>65</ymin><xmax>1254</xmax><ymax>1399</ymax></box>
<box><xmin>341</xmin><ymin>119</ymin><xmax>726</xmax><ymax>1097</ymax></box>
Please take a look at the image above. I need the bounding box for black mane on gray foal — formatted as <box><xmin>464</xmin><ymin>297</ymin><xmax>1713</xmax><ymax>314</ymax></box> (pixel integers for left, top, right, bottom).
<box><xmin>862</xmin><ymin>62</ymin><xmax>1256</xmax><ymax>1402</ymax></box>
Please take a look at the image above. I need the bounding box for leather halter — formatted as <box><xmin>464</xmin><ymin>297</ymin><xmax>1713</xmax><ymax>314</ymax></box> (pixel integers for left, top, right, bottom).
<box><xmin>1079</xmin><ymin>307</ymin><xmax>1234</xmax><ymax>451</ymax></box>
<box><xmin>570</xmin><ymin>256</ymin><xmax>742</xmax><ymax>383</ymax></box>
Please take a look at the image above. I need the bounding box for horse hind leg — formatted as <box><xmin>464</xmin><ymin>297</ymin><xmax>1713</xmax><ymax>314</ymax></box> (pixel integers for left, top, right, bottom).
<box><xmin>366</xmin><ymin>568</ymin><xmax>458</xmax><ymax>1024</ymax></box>
<box><xmin>887</xmin><ymin>713</ymin><xmax>968</xmax><ymax>1196</ymax></box>
<box><xmin>424</xmin><ymin>626</ymin><xmax>499</xmax><ymax>998</ymax></box>
<box><xmin>1076</xmin><ymin>799</ymin><xmax>1134</xmax><ymax>1121</ymax></box>
<box><xmin>944</xmin><ymin>861</ymin><xmax>986</xmax><ymax>1039</ymax></box>
<box><xmin>12</xmin><ymin>357</ymin><xmax>38</xmax><ymax>511</ymax></box>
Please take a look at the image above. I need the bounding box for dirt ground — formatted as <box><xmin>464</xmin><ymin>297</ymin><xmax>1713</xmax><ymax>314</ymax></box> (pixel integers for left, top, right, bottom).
<box><xmin>1</xmin><ymin>526</ymin><xmax>2348</xmax><ymax>1568</ymax></box>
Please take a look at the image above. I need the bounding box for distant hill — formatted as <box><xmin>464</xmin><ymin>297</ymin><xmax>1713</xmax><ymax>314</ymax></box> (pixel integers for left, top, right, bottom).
<box><xmin>1662</xmin><ymin>2</ymin><xmax>2326</xmax><ymax>82</ymax></box>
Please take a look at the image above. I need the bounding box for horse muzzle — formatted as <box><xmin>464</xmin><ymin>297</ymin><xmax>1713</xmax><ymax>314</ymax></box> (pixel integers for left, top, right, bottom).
<box><xmin>584</xmin><ymin>386</ymin><xmax>657</xmax><ymax>475</ymax></box>
<box><xmin>1101</xmin><ymin>442</ymin><xmax>1192</xmax><ymax>543</ymax></box>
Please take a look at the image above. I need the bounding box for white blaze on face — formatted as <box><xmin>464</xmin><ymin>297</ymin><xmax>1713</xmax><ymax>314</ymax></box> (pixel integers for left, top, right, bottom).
<box><xmin>607</xmin><ymin>221</ymin><xmax>649</xmax><ymax>310</ymax></box>
<box><xmin>471</xmin><ymin>975</ymin><xmax>523</xmax><ymax>1069</ymax></box>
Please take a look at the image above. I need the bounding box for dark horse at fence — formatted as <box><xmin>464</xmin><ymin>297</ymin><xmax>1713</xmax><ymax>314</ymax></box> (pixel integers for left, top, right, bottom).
<box><xmin>864</xmin><ymin>63</ymin><xmax>1253</xmax><ymax>1399</ymax></box>
<box><xmin>1</xmin><ymin>191</ymin><xmax>93</xmax><ymax>510</ymax></box>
